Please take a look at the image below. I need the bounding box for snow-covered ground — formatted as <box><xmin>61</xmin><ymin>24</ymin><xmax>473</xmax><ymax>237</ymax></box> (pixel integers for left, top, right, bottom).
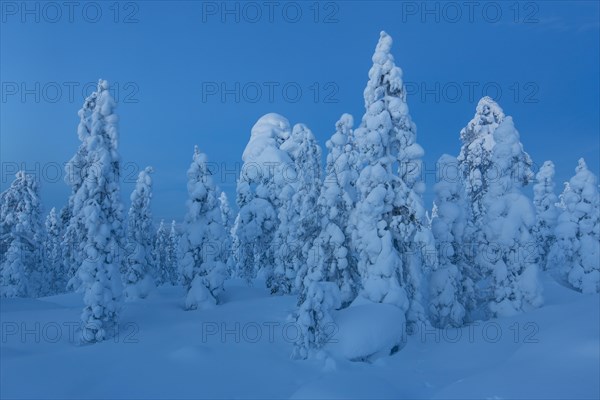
<box><xmin>1</xmin><ymin>274</ymin><xmax>598</xmax><ymax>399</ymax></box>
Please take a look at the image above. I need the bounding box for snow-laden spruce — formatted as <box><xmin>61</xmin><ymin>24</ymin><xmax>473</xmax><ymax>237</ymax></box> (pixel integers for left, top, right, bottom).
<box><xmin>303</xmin><ymin>114</ymin><xmax>360</xmax><ymax>305</ymax></box>
<box><xmin>293</xmin><ymin>114</ymin><xmax>361</xmax><ymax>358</ymax></box>
<box><xmin>124</xmin><ymin>167</ymin><xmax>156</xmax><ymax>300</ymax></box>
<box><xmin>154</xmin><ymin>220</ymin><xmax>178</xmax><ymax>286</ymax></box>
<box><xmin>351</xmin><ymin>31</ymin><xmax>433</xmax><ymax>330</ymax></box>
<box><xmin>218</xmin><ymin>191</ymin><xmax>235</xmax><ymax>277</ymax></box>
<box><xmin>272</xmin><ymin>123</ymin><xmax>322</xmax><ymax>295</ymax></box>
<box><xmin>180</xmin><ymin>146</ymin><xmax>227</xmax><ymax>310</ymax></box>
<box><xmin>65</xmin><ymin>80</ymin><xmax>124</xmax><ymax>342</ymax></box>
<box><xmin>533</xmin><ymin>161</ymin><xmax>559</xmax><ymax>270</ymax></box>
<box><xmin>429</xmin><ymin>155</ymin><xmax>472</xmax><ymax>328</ymax></box>
<box><xmin>232</xmin><ymin>113</ymin><xmax>293</xmax><ymax>285</ymax></box>
<box><xmin>454</xmin><ymin>97</ymin><xmax>540</xmax><ymax>318</ymax></box>
<box><xmin>44</xmin><ymin>207</ymin><xmax>68</xmax><ymax>295</ymax></box>
<box><xmin>0</xmin><ymin>171</ymin><xmax>44</xmax><ymax>298</ymax></box>
<box><xmin>548</xmin><ymin>159</ymin><xmax>599</xmax><ymax>293</ymax></box>
<box><xmin>476</xmin><ymin>116</ymin><xmax>542</xmax><ymax>317</ymax></box>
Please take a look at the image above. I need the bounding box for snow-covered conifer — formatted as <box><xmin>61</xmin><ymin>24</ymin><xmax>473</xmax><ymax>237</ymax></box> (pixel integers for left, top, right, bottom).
<box><xmin>548</xmin><ymin>159</ymin><xmax>599</xmax><ymax>293</ymax></box>
<box><xmin>66</xmin><ymin>80</ymin><xmax>124</xmax><ymax>342</ymax></box>
<box><xmin>0</xmin><ymin>172</ymin><xmax>44</xmax><ymax>298</ymax></box>
<box><xmin>231</xmin><ymin>114</ymin><xmax>292</xmax><ymax>285</ymax></box>
<box><xmin>351</xmin><ymin>31</ymin><xmax>431</xmax><ymax>330</ymax></box>
<box><xmin>272</xmin><ymin>123</ymin><xmax>322</xmax><ymax>295</ymax></box>
<box><xmin>477</xmin><ymin>116</ymin><xmax>542</xmax><ymax>317</ymax></box>
<box><xmin>429</xmin><ymin>155</ymin><xmax>471</xmax><ymax>328</ymax></box>
<box><xmin>533</xmin><ymin>161</ymin><xmax>558</xmax><ymax>269</ymax></box>
<box><xmin>180</xmin><ymin>147</ymin><xmax>227</xmax><ymax>309</ymax></box>
<box><xmin>154</xmin><ymin>220</ymin><xmax>176</xmax><ymax>286</ymax></box>
<box><xmin>44</xmin><ymin>207</ymin><xmax>67</xmax><ymax>295</ymax></box>
<box><xmin>124</xmin><ymin>167</ymin><xmax>156</xmax><ymax>299</ymax></box>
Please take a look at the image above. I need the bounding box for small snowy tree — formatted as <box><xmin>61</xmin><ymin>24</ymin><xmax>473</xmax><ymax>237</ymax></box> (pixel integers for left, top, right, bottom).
<box><xmin>429</xmin><ymin>155</ymin><xmax>472</xmax><ymax>328</ymax></box>
<box><xmin>231</xmin><ymin>114</ymin><xmax>292</xmax><ymax>285</ymax></box>
<box><xmin>477</xmin><ymin>116</ymin><xmax>542</xmax><ymax>317</ymax></box>
<box><xmin>44</xmin><ymin>207</ymin><xmax>67</xmax><ymax>295</ymax></box>
<box><xmin>0</xmin><ymin>172</ymin><xmax>44</xmax><ymax>298</ymax></box>
<box><xmin>533</xmin><ymin>161</ymin><xmax>559</xmax><ymax>269</ymax></box>
<box><xmin>154</xmin><ymin>220</ymin><xmax>177</xmax><ymax>286</ymax></box>
<box><xmin>293</xmin><ymin>278</ymin><xmax>341</xmax><ymax>359</ymax></box>
<box><xmin>548</xmin><ymin>159</ymin><xmax>599</xmax><ymax>293</ymax></box>
<box><xmin>180</xmin><ymin>146</ymin><xmax>227</xmax><ymax>310</ymax></box>
<box><xmin>66</xmin><ymin>80</ymin><xmax>124</xmax><ymax>342</ymax></box>
<box><xmin>167</xmin><ymin>220</ymin><xmax>179</xmax><ymax>284</ymax></box>
<box><xmin>124</xmin><ymin>167</ymin><xmax>156</xmax><ymax>299</ymax></box>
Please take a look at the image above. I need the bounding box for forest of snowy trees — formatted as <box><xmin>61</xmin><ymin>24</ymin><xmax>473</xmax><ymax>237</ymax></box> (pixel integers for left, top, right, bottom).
<box><xmin>1</xmin><ymin>32</ymin><xmax>599</xmax><ymax>356</ymax></box>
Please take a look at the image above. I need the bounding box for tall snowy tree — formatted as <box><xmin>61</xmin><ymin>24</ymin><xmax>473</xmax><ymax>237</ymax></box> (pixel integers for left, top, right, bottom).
<box><xmin>0</xmin><ymin>172</ymin><xmax>44</xmax><ymax>298</ymax></box>
<box><xmin>429</xmin><ymin>155</ymin><xmax>472</xmax><ymax>328</ymax></box>
<box><xmin>124</xmin><ymin>167</ymin><xmax>156</xmax><ymax>300</ymax></box>
<box><xmin>231</xmin><ymin>113</ymin><xmax>292</xmax><ymax>285</ymax></box>
<box><xmin>533</xmin><ymin>161</ymin><xmax>559</xmax><ymax>270</ymax></box>
<box><xmin>456</xmin><ymin>97</ymin><xmax>505</xmax><ymax>316</ymax></box>
<box><xmin>44</xmin><ymin>207</ymin><xmax>67</xmax><ymax>295</ymax></box>
<box><xmin>66</xmin><ymin>80</ymin><xmax>124</xmax><ymax>342</ymax></box>
<box><xmin>351</xmin><ymin>31</ymin><xmax>432</xmax><ymax>330</ymax></box>
<box><xmin>272</xmin><ymin>123</ymin><xmax>322</xmax><ymax>295</ymax></box>
<box><xmin>476</xmin><ymin>116</ymin><xmax>542</xmax><ymax>317</ymax></box>
<box><xmin>548</xmin><ymin>159</ymin><xmax>599</xmax><ymax>293</ymax></box>
<box><xmin>180</xmin><ymin>146</ymin><xmax>227</xmax><ymax>310</ymax></box>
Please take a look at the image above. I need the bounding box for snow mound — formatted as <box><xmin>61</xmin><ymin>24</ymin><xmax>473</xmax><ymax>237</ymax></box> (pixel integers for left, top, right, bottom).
<box><xmin>326</xmin><ymin>302</ymin><xmax>406</xmax><ymax>361</ymax></box>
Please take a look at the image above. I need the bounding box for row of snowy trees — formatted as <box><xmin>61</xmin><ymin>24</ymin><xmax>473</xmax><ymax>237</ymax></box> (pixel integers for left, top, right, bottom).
<box><xmin>1</xmin><ymin>32</ymin><xmax>598</xmax><ymax>349</ymax></box>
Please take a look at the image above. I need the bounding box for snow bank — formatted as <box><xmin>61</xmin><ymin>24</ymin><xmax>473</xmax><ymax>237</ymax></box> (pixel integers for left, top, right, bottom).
<box><xmin>326</xmin><ymin>301</ymin><xmax>406</xmax><ymax>361</ymax></box>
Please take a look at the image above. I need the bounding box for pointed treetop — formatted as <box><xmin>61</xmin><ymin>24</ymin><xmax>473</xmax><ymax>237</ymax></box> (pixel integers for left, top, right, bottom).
<box><xmin>98</xmin><ymin>79</ymin><xmax>109</xmax><ymax>91</ymax></box>
<box><xmin>460</xmin><ymin>96</ymin><xmax>505</xmax><ymax>144</ymax></box>
<box><xmin>577</xmin><ymin>158</ymin><xmax>588</xmax><ymax>172</ymax></box>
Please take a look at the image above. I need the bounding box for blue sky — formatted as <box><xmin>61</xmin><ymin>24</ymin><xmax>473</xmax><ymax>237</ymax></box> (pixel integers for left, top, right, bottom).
<box><xmin>1</xmin><ymin>1</ymin><xmax>598</xmax><ymax>222</ymax></box>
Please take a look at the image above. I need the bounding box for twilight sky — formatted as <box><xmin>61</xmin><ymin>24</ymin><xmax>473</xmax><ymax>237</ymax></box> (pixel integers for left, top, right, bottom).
<box><xmin>1</xmin><ymin>1</ymin><xmax>598</xmax><ymax>223</ymax></box>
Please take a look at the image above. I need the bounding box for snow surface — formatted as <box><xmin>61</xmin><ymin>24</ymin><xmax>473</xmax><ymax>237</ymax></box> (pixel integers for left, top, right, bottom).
<box><xmin>1</xmin><ymin>274</ymin><xmax>598</xmax><ymax>399</ymax></box>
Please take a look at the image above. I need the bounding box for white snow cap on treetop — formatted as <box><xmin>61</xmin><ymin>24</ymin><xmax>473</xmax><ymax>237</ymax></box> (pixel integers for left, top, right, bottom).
<box><xmin>242</xmin><ymin>113</ymin><xmax>292</xmax><ymax>162</ymax></box>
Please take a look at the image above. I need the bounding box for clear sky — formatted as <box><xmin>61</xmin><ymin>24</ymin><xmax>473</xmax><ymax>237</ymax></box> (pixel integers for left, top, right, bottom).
<box><xmin>1</xmin><ymin>1</ymin><xmax>599</xmax><ymax>223</ymax></box>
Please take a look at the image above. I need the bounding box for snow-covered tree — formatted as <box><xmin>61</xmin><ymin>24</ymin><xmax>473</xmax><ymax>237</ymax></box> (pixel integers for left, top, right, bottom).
<box><xmin>429</xmin><ymin>155</ymin><xmax>472</xmax><ymax>328</ymax></box>
<box><xmin>476</xmin><ymin>116</ymin><xmax>542</xmax><ymax>317</ymax></box>
<box><xmin>548</xmin><ymin>159</ymin><xmax>599</xmax><ymax>293</ymax></box>
<box><xmin>0</xmin><ymin>172</ymin><xmax>44</xmax><ymax>298</ymax></box>
<box><xmin>301</xmin><ymin>114</ymin><xmax>360</xmax><ymax>305</ymax></box>
<box><xmin>293</xmin><ymin>279</ymin><xmax>341</xmax><ymax>359</ymax></box>
<box><xmin>44</xmin><ymin>207</ymin><xmax>67</xmax><ymax>295</ymax></box>
<box><xmin>533</xmin><ymin>161</ymin><xmax>559</xmax><ymax>269</ymax></box>
<box><xmin>272</xmin><ymin>123</ymin><xmax>322</xmax><ymax>295</ymax></box>
<box><xmin>351</xmin><ymin>31</ymin><xmax>432</xmax><ymax>330</ymax></box>
<box><xmin>168</xmin><ymin>220</ymin><xmax>179</xmax><ymax>284</ymax></box>
<box><xmin>218</xmin><ymin>192</ymin><xmax>235</xmax><ymax>277</ymax></box>
<box><xmin>66</xmin><ymin>80</ymin><xmax>124</xmax><ymax>342</ymax></box>
<box><xmin>154</xmin><ymin>220</ymin><xmax>177</xmax><ymax>286</ymax></box>
<box><xmin>219</xmin><ymin>191</ymin><xmax>233</xmax><ymax>232</ymax></box>
<box><xmin>124</xmin><ymin>167</ymin><xmax>156</xmax><ymax>300</ymax></box>
<box><xmin>231</xmin><ymin>114</ymin><xmax>292</xmax><ymax>285</ymax></box>
<box><xmin>180</xmin><ymin>146</ymin><xmax>228</xmax><ymax>310</ymax></box>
